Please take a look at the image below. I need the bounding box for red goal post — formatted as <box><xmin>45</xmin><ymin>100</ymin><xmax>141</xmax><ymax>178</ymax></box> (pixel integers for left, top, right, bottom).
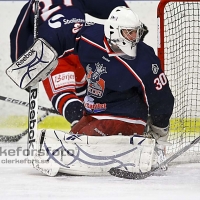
<box><xmin>157</xmin><ymin>0</ymin><xmax>200</xmax><ymax>163</ymax></box>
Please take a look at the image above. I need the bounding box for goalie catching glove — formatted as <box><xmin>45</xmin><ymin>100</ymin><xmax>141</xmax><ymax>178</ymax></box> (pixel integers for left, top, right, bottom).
<box><xmin>6</xmin><ymin>38</ymin><xmax>58</xmax><ymax>89</ymax></box>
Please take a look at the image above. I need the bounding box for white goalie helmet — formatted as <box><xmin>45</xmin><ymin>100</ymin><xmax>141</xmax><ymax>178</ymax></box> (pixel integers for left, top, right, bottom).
<box><xmin>104</xmin><ymin>6</ymin><xmax>143</xmax><ymax>60</ymax></box>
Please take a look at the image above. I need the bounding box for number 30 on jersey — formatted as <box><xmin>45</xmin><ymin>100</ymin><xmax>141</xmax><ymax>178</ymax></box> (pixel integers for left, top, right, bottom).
<box><xmin>154</xmin><ymin>72</ymin><xmax>167</xmax><ymax>90</ymax></box>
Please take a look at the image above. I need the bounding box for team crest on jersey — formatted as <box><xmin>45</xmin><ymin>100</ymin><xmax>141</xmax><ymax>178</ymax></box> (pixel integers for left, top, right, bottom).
<box><xmin>86</xmin><ymin>62</ymin><xmax>107</xmax><ymax>98</ymax></box>
<box><xmin>152</xmin><ymin>64</ymin><xmax>159</xmax><ymax>74</ymax></box>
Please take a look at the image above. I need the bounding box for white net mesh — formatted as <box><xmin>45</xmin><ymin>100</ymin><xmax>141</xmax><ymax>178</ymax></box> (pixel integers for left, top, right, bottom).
<box><xmin>157</xmin><ymin>0</ymin><xmax>200</xmax><ymax>163</ymax></box>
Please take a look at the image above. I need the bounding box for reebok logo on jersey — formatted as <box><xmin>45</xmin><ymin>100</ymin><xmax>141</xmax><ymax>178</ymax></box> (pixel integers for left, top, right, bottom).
<box><xmin>102</xmin><ymin>56</ymin><xmax>110</xmax><ymax>62</ymax></box>
<box><xmin>16</xmin><ymin>49</ymin><xmax>35</xmax><ymax>67</ymax></box>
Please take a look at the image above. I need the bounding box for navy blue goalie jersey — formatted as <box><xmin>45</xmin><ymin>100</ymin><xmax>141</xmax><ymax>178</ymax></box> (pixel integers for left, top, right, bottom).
<box><xmin>33</xmin><ymin>5</ymin><xmax>174</xmax><ymax>127</ymax></box>
<box><xmin>10</xmin><ymin>0</ymin><xmax>174</xmax><ymax>128</ymax></box>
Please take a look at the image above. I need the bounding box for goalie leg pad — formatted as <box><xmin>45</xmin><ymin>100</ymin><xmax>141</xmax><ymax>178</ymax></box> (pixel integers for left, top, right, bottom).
<box><xmin>62</xmin><ymin>133</ymin><xmax>156</xmax><ymax>175</ymax></box>
<box><xmin>32</xmin><ymin>129</ymin><xmax>65</xmax><ymax>176</ymax></box>
<box><xmin>6</xmin><ymin>38</ymin><xmax>58</xmax><ymax>89</ymax></box>
<box><xmin>32</xmin><ymin>154</ymin><xmax>60</xmax><ymax>177</ymax></box>
<box><xmin>34</xmin><ymin>130</ymin><xmax>156</xmax><ymax>176</ymax></box>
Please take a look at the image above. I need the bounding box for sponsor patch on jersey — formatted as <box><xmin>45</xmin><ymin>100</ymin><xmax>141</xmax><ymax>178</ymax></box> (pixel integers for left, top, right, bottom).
<box><xmin>84</xmin><ymin>96</ymin><xmax>106</xmax><ymax>113</ymax></box>
<box><xmin>52</xmin><ymin>72</ymin><xmax>75</xmax><ymax>88</ymax></box>
<box><xmin>48</xmin><ymin>14</ymin><xmax>85</xmax><ymax>29</ymax></box>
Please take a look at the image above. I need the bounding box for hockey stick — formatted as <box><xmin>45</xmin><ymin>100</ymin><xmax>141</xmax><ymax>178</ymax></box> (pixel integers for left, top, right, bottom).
<box><xmin>0</xmin><ymin>111</ymin><xmax>50</xmax><ymax>143</ymax></box>
<box><xmin>109</xmin><ymin>135</ymin><xmax>200</xmax><ymax>180</ymax></box>
<box><xmin>0</xmin><ymin>95</ymin><xmax>58</xmax><ymax>114</ymax></box>
<box><xmin>27</xmin><ymin>0</ymin><xmax>40</xmax><ymax>159</ymax></box>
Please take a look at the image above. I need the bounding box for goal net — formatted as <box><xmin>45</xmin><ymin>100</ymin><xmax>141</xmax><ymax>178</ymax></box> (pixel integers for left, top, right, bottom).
<box><xmin>157</xmin><ymin>0</ymin><xmax>200</xmax><ymax>163</ymax></box>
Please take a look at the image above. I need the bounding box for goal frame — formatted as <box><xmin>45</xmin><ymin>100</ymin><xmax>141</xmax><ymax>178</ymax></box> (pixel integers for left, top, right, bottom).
<box><xmin>157</xmin><ymin>0</ymin><xmax>197</xmax><ymax>71</ymax></box>
<box><xmin>157</xmin><ymin>0</ymin><xmax>200</xmax><ymax>163</ymax></box>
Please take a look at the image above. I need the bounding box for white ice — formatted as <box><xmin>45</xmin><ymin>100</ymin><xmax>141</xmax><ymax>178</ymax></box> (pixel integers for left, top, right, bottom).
<box><xmin>1</xmin><ymin>163</ymin><xmax>200</xmax><ymax>200</ymax></box>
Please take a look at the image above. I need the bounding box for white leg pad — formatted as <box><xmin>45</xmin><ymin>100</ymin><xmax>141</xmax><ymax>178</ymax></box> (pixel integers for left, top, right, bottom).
<box><xmin>32</xmin><ymin>129</ymin><xmax>64</xmax><ymax>176</ymax></box>
<box><xmin>34</xmin><ymin>129</ymin><xmax>156</xmax><ymax>176</ymax></box>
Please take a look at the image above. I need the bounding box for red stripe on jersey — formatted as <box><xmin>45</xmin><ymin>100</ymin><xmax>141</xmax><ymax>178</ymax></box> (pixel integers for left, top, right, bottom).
<box><xmin>57</xmin><ymin>93</ymin><xmax>79</xmax><ymax>114</ymax></box>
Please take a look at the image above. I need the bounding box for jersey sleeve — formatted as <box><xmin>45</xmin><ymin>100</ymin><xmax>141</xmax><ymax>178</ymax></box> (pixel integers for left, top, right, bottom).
<box><xmin>10</xmin><ymin>1</ymin><xmax>33</xmax><ymax>61</ymax></box>
<box><xmin>37</xmin><ymin>6</ymin><xmax>85</xmax><ymax>57</ymax></box>
<box><xmin>42</xmin><ymin>55</ymin><xmax>87</xmax><ymax>126</ymax></box>
<box><xmin>141</xmin><ymin>60</ymin><xmax>174</xmax><ymax>128</ymax></box>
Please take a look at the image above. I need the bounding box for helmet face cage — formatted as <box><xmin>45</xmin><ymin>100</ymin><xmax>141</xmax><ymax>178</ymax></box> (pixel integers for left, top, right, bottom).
<box><xmin>119</xmin><ymin>24</ymin><xmax>144</xmax><ymax>47</ymax></box>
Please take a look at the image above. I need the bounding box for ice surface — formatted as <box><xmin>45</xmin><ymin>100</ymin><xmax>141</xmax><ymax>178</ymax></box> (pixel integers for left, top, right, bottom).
<box><xmin>1</xmin><ymin>165</ymin><xmax>200</xmax><ymax>200</ymax></box>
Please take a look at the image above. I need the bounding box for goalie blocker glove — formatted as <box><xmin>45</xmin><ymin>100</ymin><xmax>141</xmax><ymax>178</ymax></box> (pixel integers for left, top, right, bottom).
<box><xmin>6</xmin><ymin>38</ymin><xmax>58</xmax><ymax>89</ymax></box>
<box><xmin>145</xmin><ymin>124</ymin><xmax>171</xmax><ymax>148</ymax></box>
<box><xmin>150</xmin><ymin>124</ymin><xmax>169</xmax><ymax>142</ymax></box>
